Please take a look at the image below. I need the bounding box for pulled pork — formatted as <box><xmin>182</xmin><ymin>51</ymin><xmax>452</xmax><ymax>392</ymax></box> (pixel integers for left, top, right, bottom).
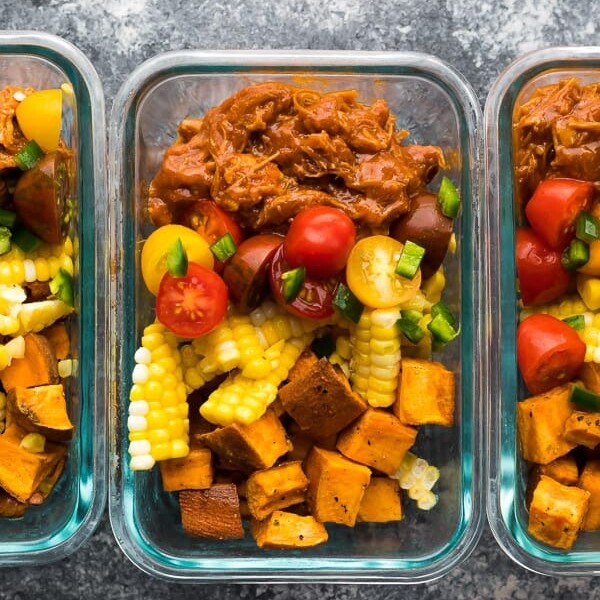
<box><xmin>0</xmin><ymin>86</ymin><xmax>32</xmax><ymax>171</ymax></box>
<box><xmin>149</xmin><ymin>82</ymin><xmax>445</xmax><ymax>231</ymax></box>
<box><xmin>514</xmin><ymin>78</ymin><xmax>600</xmax><ymax>204</ymax></box>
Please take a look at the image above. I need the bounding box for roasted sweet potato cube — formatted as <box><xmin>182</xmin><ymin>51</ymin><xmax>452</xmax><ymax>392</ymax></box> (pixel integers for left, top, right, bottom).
<box><xmin>528</xmin><ymin>475</ymin><xmax>590</xmax><ymax>550</ymax></box>
<box><xmin>287</xmin><ymin>349</ymin><xmax>318</xmax><ymax>382</ymax></box>
<box><xmin>537</xmin><ymin>455</ymin><xmax>580</xmax><ymax>486</ymax></box>
<box><xmin>517</xmin><ymin>384</ymin><xmax>576</xmax><ymax>464</ymax></box>
<box><xmin>41</xmin><ymin>322</ymin><xmax>70</xmax><ymax>360</ymax></box>
<box><xmin>200</xmin><ymin>409</ymin><xmax>291</xmax><ymax>472</ymax></box>
<box><xmin>179</xmin><ymin>484</ymin><xmax>244</xmax><ymax>540</ymax></box>
<box><xmin>336</xmin><ymin>409</ymin><xmax>417</xmax><ymax>476</ymax></box>
<box><xmin>0</xmin><ymin>429</ymin><xmax>67</xmax><ymax>503</ymax></box>
<box><xmin>564</xmin><ymin>411</ymin><xmax>600</xmax><ymax>449</ymax></box>
<box><xmin>394</xmin><ymin>358</ymin><xmax>454</xmax><ymax>426</ymax></box>
<box><xmin>250</xmin><ymin>510</ymin><xmax>328</xmax><ymax>549</ymax></box>
<box><xmin>7</xmin><ymin>384</ymin><xmax>74</xmax><ymax>442</ymax></box>
<box><xmin>159</xmin><ymin>443</ymin><xmax>213</xmax><ymax>492</ymax></box>
<box><xmin>278</xmin><ymin>357</ymin><xmax>367</xmax><ymax>438</ymax></box>
<box><xmin>578</xmin><ymin>460</ymin><xmax>600</xmax><ymax>531</ymax></box>
<box><xmin>304</xmin><ymin>446</ymin><xmax>371</xmax><ymax>526</ymax></box>
<box><xmin>0</xmin><ymin>489</ymin><xmax>27</xmax><ymax>518</ymax></box>
<box><xmin>357</xmin><ymin>477</ymin><xmax>403</xmax><ymax>523</ymax></box>
<box><xmin>246</xmin><ymin>461</ymin><xmax>309</xmax><ymax>520</ymax></box>
<box><xmin>527</xmin><ymin>455</ymin><xmax>580</xmax><ymax>507</ymax></box>
<box><xmin>0</xmin><ymin>333</ymin><xmax>59</xmax><ymax>392</ymax></box>
<box><xmin>269</xmin><ymin>396</ymin><xmax>286</xmax><ymax>419</ymax></box>
<box><xmin>28</xmin><ymin>455</ymin><xmax>66</xmax><ymax>505</ymax></box>
<box><xmin>287</xmin><ymin>427</ymin><xmax>314</xmax><ymax>462</ymax></box>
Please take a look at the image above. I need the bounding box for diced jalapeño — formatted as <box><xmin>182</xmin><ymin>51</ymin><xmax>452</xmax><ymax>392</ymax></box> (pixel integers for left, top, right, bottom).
<box><xmin>281</xmin><ymin>266</ymin><xmax>305</xmax><ymax>303</ymax></box>
<box><xmin>333</xmin><ymin>282</ymin><xmax>364</xmax><ymax>324</ymax></box>
<box><xmin>395</xmin><ymin>240</ymin><xmax>426</xmax><ymax>279</ymax></box>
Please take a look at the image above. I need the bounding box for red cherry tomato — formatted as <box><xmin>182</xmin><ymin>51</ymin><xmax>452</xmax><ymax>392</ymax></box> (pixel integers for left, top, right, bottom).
<box><xmin>181</xmin><ymin>200</ymin><xmax>244</xmax><ymax>271</ymax></box>
<box><xmin>283</xmin><ymin>206</ymin><xmax>356</xmax><ymax>279</ymax></box>
<box><xmin>515</xmin><ymin>227</ymin><xmax>572</xmax><ymax>306</ymax></box>
<box><xmin>270</xmin><ymin>244</ymin><xmax>337</xmax><ymax>320</ymax></box>
<box><xmin>223</xmin><ymin>234</ymin><xmax>283</xmax><ymax>312</ymax></box>
<box><xmin>156</xmin><ymin>262</ymin><xmax>228</xmax><ymax>338</ymax></box>
<box><xmin>525</xmin><ymin>178</ymin><xmax>595</xmax><ymax>251</ymax></box>
<box><xmin>517</xmin><ymin>313</ymin><xmax>586</xmax><ymax>395</ymax></box>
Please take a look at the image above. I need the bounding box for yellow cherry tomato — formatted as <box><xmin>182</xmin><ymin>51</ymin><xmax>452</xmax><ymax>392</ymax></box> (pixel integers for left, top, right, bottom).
<box><xmin>15</xmin><ymin>89</ymin><xmax>63</xmax><ymax>153</ymax></box>
<box><xmin>141</xmin><ymin>224</ymin><xmax>214</xmax><ymax>295</ymax></box>
<box><xmin>346</xmin><ymin>235</ymin><xmax>421</xmax><ymax>308</ymax></box>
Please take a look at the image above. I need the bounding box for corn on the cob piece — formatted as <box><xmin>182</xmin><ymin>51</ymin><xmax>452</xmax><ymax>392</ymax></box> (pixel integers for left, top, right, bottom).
<box><xmin>200</xmin><ymin>334</ymin><xmax>311</xmax><ymax>426</ymax></box>
<box><xmin>15</xmin><ymin>299</ymin><xmax>73</xmax><ymax>335</ymax></box>
<box><xmin>349</xmin><ymin>307</ymin><xmax>401</xmax><ymax>408</ymax></box>
<box><xmin>128</xmin><ymin>322</ymin><xmax>189</xmax><ymax>470</ymax></box>
<box><xmin>183</xmin><ymin>301</ymin><xmax>326</xmax><ymax>391</ymax></box>
<box><xmin>519</xmin><ymin>295</ymin><xmax>600</xmax><ymax>362</ymax></box>
<box><xmin>392</xmin><ymin>451</ymin><xmax>440</xmax><ymax>510</ymax></box>
<box><xmin>0</xmin><ymin>238</ymin><xmax>74</xmax><ymax>285</ymax></box>
<box><xmin>58</xmin><ymin>358</ymin><xmax>78</xmax><ymax>378</ymax></box>
<box><xmin>328</xmin><ymin>334</ymin><xmax>351</xmax><ymax>378</ymax></box>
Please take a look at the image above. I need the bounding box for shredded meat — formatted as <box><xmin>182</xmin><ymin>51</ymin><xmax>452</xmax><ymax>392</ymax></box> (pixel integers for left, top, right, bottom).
<box><xmin>0</xmin><ymin>86</ymin><xmax>32</xmax><ymax>171</ymax></box>
<box><xmin>149</xmin><ymin>82</ymin><xmax>445</xmax><ymax>230</ymax></box>
<box><xmin>514</xmin><ymin>78</ymin><xmax>600</xmax><ymax>204</ymax></box>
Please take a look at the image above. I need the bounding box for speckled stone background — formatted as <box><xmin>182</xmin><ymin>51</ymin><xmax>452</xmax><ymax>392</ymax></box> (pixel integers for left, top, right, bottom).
<box><xmin>2</xmin><ymin>0</ymin><xmax>600</xmax><ymax>598</ymax></box>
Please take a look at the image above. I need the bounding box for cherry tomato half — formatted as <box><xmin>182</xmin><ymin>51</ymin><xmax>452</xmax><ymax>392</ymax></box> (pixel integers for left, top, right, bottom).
<box><xmin>283</xmin><ymin>206</ymin><xmax>356</xmax><ymax>279</ymax></box>
<box><xmin>156</xmin><ymin>262</ymin><xmax>228</xmax><ymax>338</ymax></box>
<box><xmin>15</xmin><ymin>89</ymin><xmax>62</xmax><ymax>153</ymax></box>
<box><xmin>515</xmin><ymin>227</ymin><xmax>572</xmax><ymax>306</ymax></box>
<box><xmin>270</xmin><ymin>244</ymin><xmax>337</xmax><ymax>320</ymax></box>
<box><xmin>525</xmin><ymin>178</ymin><xmax>595</xmax><ymax>251</ymax></box>
<box><xmin>346</xmin><ymin>235</ymin><xmax>421</xmax><ymax>309</ymax></box>
<box><xmin>181</xmin><ymin>199</ymin><xmax>244</xmax><ymax>271</ymax></box>
<box><xmin>517</xmin><ymin>313</ymin><xmax>585</xmax><ymax>395</ymax></box>
<box><xmin>223</xmin><ymin>233</ymin><xmax>283</xmax><ymax>312</ymax></box>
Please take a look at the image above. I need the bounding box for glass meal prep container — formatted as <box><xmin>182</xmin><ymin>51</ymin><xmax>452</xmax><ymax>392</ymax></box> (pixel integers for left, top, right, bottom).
<box><xmin>486</xmin><ymin>46</ymin><xmax>600</xmax><ymax>576</ymax></box>
<box><xmin>108</xmin><ymin>49</ymin><xmax>483</xmax><ymax>583</ymax></box>
<box><xmin>0</xmin><ymin>32</ymin><xmax>107</xmax><ymax>565</ymax></box>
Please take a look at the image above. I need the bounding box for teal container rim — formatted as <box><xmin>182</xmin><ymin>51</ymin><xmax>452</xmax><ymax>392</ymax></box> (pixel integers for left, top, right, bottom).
<box><xmin>485</xmin><ymin>45</ymin><xmax>600</xmax><ymax>577</ymax></box>
<box><xmin>0</xmin><ymin>31</ymin><xmax>107</xmax><ymax>566</ymax></box>
<box><xmin>108</xmin><ymin>49</ymin><xmax>484</xmax><ymax>584</ymax></box>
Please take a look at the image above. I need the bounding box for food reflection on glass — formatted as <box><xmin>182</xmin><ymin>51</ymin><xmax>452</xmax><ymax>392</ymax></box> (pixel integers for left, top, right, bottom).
<box><xmin>128</xmin><ymin>82</ymin><xmax>461</xmax><ymax>548</ymax></box>
<box><xmin>513</xmin><ymin>78</ymin><xmax>600</xmax><ymax>550</ymax></box>
<box><xmin>0</xmin><ymin>85</ymin><xmax>77</xmax><ymax>519</ymax></box>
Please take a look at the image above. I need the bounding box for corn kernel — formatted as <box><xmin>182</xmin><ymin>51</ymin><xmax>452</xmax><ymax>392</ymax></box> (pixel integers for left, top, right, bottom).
<box><xmin>144</xmin><ymin>380</ymin><xmax>164</xmax><ymax>403</ymax></box>
<box><xmin>129</xmin><ymin>383</ymin><xmax>145</xmax><ymax>401</ymax></box>
<box><xmin>148</xmin><ymin>429</ymin><xmax>170</xmax><ymax>444</ymax></box>
<box><xmin>128</xmin><ymin>400</ymin><xmax>149</xmax><ymax>417</ymax></box>
<box><xmin>150</xmin><ymin>443</ymin><xmax>172</xmax><ymax>461</ymax></box>
<box><xmin>129</xmin><ymin>454</ymin><xmax>155</xmax><ymax>471</ymax></box>
<box><xmin>20</xmin><ymin>433</ymin><xmax>46</xmax><ymax>453</ymax></box>
<box><xmin>417</xmin><ymin>491</ymin><xmax>438</xmax><ymax>510</ymax></box>
<box><xmin>10</xmin><ymin>260</ymin><xmax>24</xmax><ymax>284</ymax></box>
<box><xmin>127</xmin><ymin>415</ymin><xmax>147</xmax><ymax>432</ymax></box>
<box><xmin>128</xmin><ymin>440</ymin><xmax>152</xmax><ymax>456</ymax></box>
<box><xmin>146</xmin><ymin>410</ymin><xmax>167</xmax><ymax>430</ymax></box>
<box><xmin>0</xmin><ymin>263</ymin><xmax>12</xmax><ymax>284</ymax></box>
<box><xmin>141</xmin><ymin>332</ymin><xmax>164</xmax><ymax>351</ymax></box>
<box><xmin>170</xmin><ymin>439</ymin><xmax>189</xmax><ymax>458</ymax></box>
<box><xmin>366</xmin><ymin>389</ymin><xmax>395</xmax><ymax>407</ymax></box>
